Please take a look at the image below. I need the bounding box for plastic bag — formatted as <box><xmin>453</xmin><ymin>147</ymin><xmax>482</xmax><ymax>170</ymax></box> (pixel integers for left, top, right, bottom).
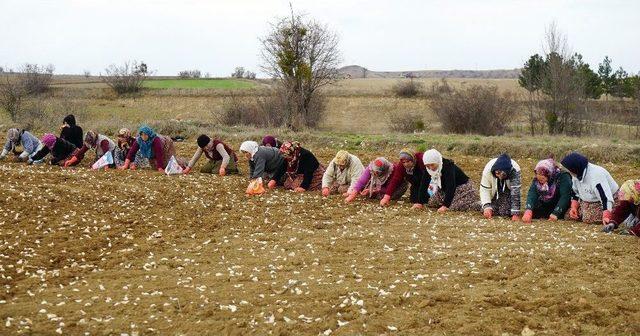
<box><xmin>92</xmin><ymin>152</ymin><xmax>114</xmax><ymax>170</ymax></box>
<box><xmin>246</xmin><ymin>178</ymin><xmax>265</xmax><ymax>195</ymax></box>
<box><xmin>165</xmin><ymin>155</ymin><xmax>184</xmax><ymax>175</ymax></box>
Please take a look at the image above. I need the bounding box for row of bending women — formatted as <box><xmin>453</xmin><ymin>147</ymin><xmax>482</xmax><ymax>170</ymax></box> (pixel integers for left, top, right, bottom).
<box><xmin>1</xmin><ymin>123</ymin><xmax>638</xmax><ymax>236</ymax></box>
<box><xmin>237</xmin><ymin>138</ymin><xmax>639</xmax><ymax>237</ymax></box>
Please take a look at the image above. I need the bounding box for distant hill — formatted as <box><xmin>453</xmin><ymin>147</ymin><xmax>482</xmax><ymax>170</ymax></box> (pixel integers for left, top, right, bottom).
<box><xmin>338</xmin><ymin>65</ymin><xmax>520</xmax><ymax>79</ymax></box>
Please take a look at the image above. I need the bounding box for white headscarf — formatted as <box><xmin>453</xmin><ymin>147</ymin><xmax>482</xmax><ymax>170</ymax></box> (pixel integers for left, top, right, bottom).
<box><xmin>423</xmin><ymin>149</ymin><xmax>443</xmax><ymax>192</ymax></box>
<box><xmin>239</xmin><ymin>141</ymin><xmax>259</xmax><ymax>159</ymax></box>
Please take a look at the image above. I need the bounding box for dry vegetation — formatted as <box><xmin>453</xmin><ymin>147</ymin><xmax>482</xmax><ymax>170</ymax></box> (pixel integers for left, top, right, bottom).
<box><xmin>1</xmin><ymin>142</ymin><xmax>639</xmax><ymax>335</ymax></box>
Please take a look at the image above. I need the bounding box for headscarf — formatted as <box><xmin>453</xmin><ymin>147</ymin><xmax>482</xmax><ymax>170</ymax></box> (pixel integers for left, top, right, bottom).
<box><xmin>118</xmin><ymin>128</ymin><xmax>131</xmax><ymax>138</ymax></box>
<box><xmin>7</xmin><ymin>128</ymin><xmax>21</xmax><ymax>144</ymax></box>
<box><xmin>560</xmin><ymin>152</ymin><xmax>589</xmax><ymax>181</ymax></box>
<box><xmin>619</xmin><ymin>180</ymin><xmax>640</xmax><ymax>205</ymax></box>
<box><xmin>280</xmin><ymin>141</ymin><xmax>302</xmax><ymax>173</ymax></box>
<box><xmin>197</xmin><ymin>134</ymin><xmax>211</xmax><ymax>148</ymax></box>
<box><xmin>63</xmin><ymin>114</ymin><xmax>77</xmax><ymax>127</ymax></box>
<box><xmin>534</xmin><ymin>159</ymin><xmax>561</xmax><ymax>202</ymax></box>
<box><xmin>334</xmin><ymin>150</ymin><xmax>350</xmax><ymax>167</ymax></box>
<box><xmin>84</xmin><ymin>130</ymin><xmax>98</xmax><ymax>148</ymax></box>
<box><xmin>491</xmin><ymin>153</ymin><xmax>514</xmax><ymax>193</ymax></box>
<box><xmin>399</xmin><ymin>148</ymin><xmax>415</xmax><ymax>174</ymax></box>
<box><xmin>239</xmin><ymin>141</ymin><xmax>259</xmax><ymax>159</ymax></box>
<box><xmin>42</xmin><ymin>133</ymin><xmax>57</xmax><ymax>150</ymax></box>
<box><xmin>262</xmin><ymin>135</ymin><xmax>277</xmax><ymax>147</ymax></box>
<box><xmin>422</xmin><ymin>149</ymin><xmax>443</xmax><ymax>195</ymax></box>
<box><xmin>366</xmin><ymin>157</ymin><xmax>393</xmax><ymax>196</ymax></box>
<box><xmin>136</xmin><ymin>125</ymin><xmax>157</xmax><ymax>159</ymax></box>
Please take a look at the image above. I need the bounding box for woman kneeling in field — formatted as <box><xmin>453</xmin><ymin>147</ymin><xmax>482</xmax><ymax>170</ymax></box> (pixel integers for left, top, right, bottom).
<box><xmin>381</xmin><ymin>149</ymin><xmax>427</xmax><ymax>208</ymax></box>
<box><xmin>59</xmin><ymin>114</ymin><xmax>84</xmax><ymax>149</ymax></box>
<box><xmin>0</xmin><ymin>128</ymin><xmax>42</xmax><ymax>162</ymax></box>
<box><xmin>114</xmin><ymin>128</ymin><xmax>145</xmax><ymax>167</ymax></box>
<box><xmin>421</xmin><ymin>149</ymin><xmax>480</xmax><ymax>213</ymax></box>
<box><xmin>522</xmin><ymin>159</ymin><xmax>573</xmax><ymax>223</ymax></box>
<box><xmin>321</xmin><ymin>150</ymin><xmax>364</xmax><ymax>197</ymax></box>
<box><xmin>29</xmin><ymin>133</ymin><xmax>76</xmax><ymax>165</ymax></box>
<box><xmin>240</xmin><ymin>141</ymin><xmax>287</xmax><ymax>192</ymax></box>
<box><xmin>261</xmin><ymin>135</ymin><xmax>282</xmax><ymax>149</ymax></box>
<box><xmin>183</xmin><ymin>135</ymin><xmax>239</xmax><ymax>176</ymax></box>
<box><xmin>602</xmin><ymin>180</ymin><xmax>640</xmax><ymax>236</ymax></box>
<box><xmin>279</xmin><ymin>141</ymin><xmax>325</xmax><ymax>192</ymax></box>
<box><xmin>480</xmin><ymin>154</ymin><xmax>522</xmax><ymax>220</ymax></box>
<box><xmin>63</xmin><ymin>131</ymin><xmax>117</xmax><ymax>168</ymax></box>
<box><xmin>560</xmin><ymin>152</ymin><xmax>618</xmax><ymax>224</ymax></box>
<box><xmin>119</xmin><ymin>126</ymin><xmax>182</xmax><ymax>173</ymax></box>
<box><xmin>345</xmin><ymin>157</ymin><xmax>406</xmax><ymax>203</ymax></box>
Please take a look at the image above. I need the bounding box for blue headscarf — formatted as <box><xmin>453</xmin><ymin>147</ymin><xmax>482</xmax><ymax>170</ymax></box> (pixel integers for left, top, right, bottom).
<box><xmin>136</xmin><ymin>125</ymin><xmax>157</xmax><ymax>159</ymax></box>
<box><xmin>560</xmin><ymin>152</ymin><xmax>588</xmax><ymax>181</ymax></box>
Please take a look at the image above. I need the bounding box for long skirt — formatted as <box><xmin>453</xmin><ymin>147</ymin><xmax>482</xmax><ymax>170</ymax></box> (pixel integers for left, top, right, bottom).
<box><xmin>328</xmin><ymin>182</ymin><xmax>351</xmax><ymax>195</ymax></box>
<box><xmin>487</xmin><ymin>187</ymin><xmax>512</xmax><ymax>217</ymax></box>
<box><xmin>115</xmin><ymin>147</ymin><xmax>146</xmax><ymax>168</ymax></box>
<box><xmin>428</xmin><ymin>180</ymin><xmax>481</xmax><ymax>211</ymax></box>
<box><xmin>201</xmin><ymin>157</ymin><xmax>240</xmax><ymax>174</ymax></box>
<box><xmin>284</xmin><ymin>165</ymin><xmax>326</xmax><ymax>191</ymax></box>
<box><xmin>565</xmin><ymin>200</ymin><xmax>604</xmax><ymax>224</ymax></box>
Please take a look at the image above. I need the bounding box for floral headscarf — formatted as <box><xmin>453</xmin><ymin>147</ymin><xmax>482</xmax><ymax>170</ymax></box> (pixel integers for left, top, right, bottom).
<box><xmin>534</xmin><ymin>159</ymin><xmax>561</xmax><ymax>202</ymax></box>
<box><xmin>84</xmin><ymin>130</ymin><xmax>98</xmax><ymax>148</ymax></box>
<box><xmin>280</xmin><ymin>141</ymin><xmax>302</xmax><ymax>173</ymax></box>
<box><xmin>619</xmin><ymin>180</ymin><xmax>640</xmax><ymax>205</ymax></box>
<box><xmin>366</xmin><ymin>157</ymin><xmax>393</xmax><ymax>197</ymax></box>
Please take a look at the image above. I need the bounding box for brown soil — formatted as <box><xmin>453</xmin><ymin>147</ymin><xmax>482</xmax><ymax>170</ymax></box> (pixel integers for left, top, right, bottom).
<box><xmin>1</xmin><ymin>143</ymin><xmax>639</xmax><ymax>335</ymax></box>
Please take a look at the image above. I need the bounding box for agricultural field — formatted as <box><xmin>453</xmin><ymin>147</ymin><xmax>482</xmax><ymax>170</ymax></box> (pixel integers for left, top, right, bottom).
<box><xmin>1</xmin><ymin>142</ymin><xmax>640</xmax><ymax>335</ymax></box>
<box><xmin>1</xmin><ymin>75</ymin><xmax>640</xmax><ymax>335</ymax></box>
<box><xmin>143</xmin><ymin>79</ymin><xmax>257</xmax><ymax>90</ymax></box>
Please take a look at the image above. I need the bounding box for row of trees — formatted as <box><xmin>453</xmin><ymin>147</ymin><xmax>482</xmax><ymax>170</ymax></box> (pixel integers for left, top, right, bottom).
<box><xmin>519</xmin><ymin>23</ymin><xmax>640</xmax><ymax>135</ymax></box>
<box><xmin>231</xmin><ymin>67</ymin><xmax>256</xmax><ymax>80</ymax></box>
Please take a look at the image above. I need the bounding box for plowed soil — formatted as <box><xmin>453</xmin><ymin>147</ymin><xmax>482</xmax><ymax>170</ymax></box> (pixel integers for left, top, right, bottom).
<box><xmin>1</xmin><ymin>142</ymin><xmax>639</xmax><ymax>335</ymax></box>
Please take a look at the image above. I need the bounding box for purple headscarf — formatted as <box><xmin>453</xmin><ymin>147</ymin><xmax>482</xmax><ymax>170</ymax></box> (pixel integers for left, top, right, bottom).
<box><xmin>262</xmin><ymin>135</ymin><xmax>277</xmax><ymax>147</ymax></box>
<box><xmin>534</xmin><ymin>159</ymin><xmax>560</xmax><ymax>202</ymax></box>
<box><xmin>42</xmin><ymin>133</ymin><xmax>57</xmax><ymax>150</ymax></box>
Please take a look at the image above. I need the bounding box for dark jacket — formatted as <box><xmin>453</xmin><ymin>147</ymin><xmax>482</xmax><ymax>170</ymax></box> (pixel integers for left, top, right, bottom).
<box><xmin>31</xmin><ymin>137</ymin><xmax>76</xmax><ymax>164</ymax></box>
<box><xmin>287</xmin><ymin>147</ymin><xmax>320</xmax><ymax>190</ymax></box>
<box><xmin>386</xmin><ymin>152</ymin><xmax>426</xmax><ymax>203</ymax></box>
<box><xmin>525</xmin><ymin>171</ymin><xmax>573</xmax><ymax>218</ymax></box>
<box><xmin>60</xmin><ymin>114</ymin><xmax>84</xmax><ymax>148</ymax></box>
<box><xmin>249</xmin><ymin>146</ymin><xmax>286</xmax><ymax>183</ymax></box>
<box><xmin>419</xmin><ymin>158</ymin><xmax>469</xmax><ymax>207</ymax></box>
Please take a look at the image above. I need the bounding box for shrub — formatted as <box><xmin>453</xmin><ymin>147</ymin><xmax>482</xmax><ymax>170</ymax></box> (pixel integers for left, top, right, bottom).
<box><xmin>0</xmin><ymin>77</ymin><xmax>25</xmax><ymax>122</ymax></box>
<box><xmin>430</xmin><ymin>79</ymin><xmax>518</xmax><ymax>136</ymax></box>
<box><xmin>392</xmin><ymin>79</ymin><xmax>422</xmax><ymax>98</ymax></box>
<box><xmin>388</xmin><ymin>112</ymin><xmax>426</xmax><ymax>133</ymax></box>
<box><xmin>178</xmin><ymin>70</ymin><xmax>201</xmax><ymax>79</ymax></box>
<box><xmin>101</xmin><ymin>61</ymin><xmax>148</xmax><ymax>95</ymax></box>
<box><xmin>20</xmin><ymin>63</ymin><xmax>54</xmax><ymax>95</ymax></box>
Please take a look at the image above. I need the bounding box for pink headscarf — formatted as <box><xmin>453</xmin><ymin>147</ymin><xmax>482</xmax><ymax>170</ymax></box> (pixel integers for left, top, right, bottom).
<box><xmin>42</xmin><ymin>133</ymin><xmax>57</xmax><ymax>150</ymax></box>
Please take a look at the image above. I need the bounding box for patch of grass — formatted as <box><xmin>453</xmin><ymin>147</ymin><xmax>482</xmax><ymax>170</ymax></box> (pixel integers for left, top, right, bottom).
<box><xmin>144</xmin><ymin>79</ymin><xmax>256</xmax><ymax>89</ymax></box>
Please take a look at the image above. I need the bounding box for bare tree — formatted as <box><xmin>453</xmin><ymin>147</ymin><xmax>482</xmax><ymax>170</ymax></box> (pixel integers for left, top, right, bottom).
<box><xmin>101</xmin><ymin>61</ymin><xmax>148</xmax><ymax>95</ymax></box>
<box><xmin>540</xmin><ymin>23</ymin><xmax>583</xmax><ymax>135</ymax></box>
<box><xmin>260</xmin><ymin>8</ymin><xmax>341</xmax><ymax>128</ymax></box>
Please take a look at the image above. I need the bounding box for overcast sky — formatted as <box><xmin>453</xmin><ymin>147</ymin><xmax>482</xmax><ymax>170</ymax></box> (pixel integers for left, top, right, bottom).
<box><xmin>1</xmin><ymin>0</ymin><xmax>638</xmax><ymax>76</ymax></box>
